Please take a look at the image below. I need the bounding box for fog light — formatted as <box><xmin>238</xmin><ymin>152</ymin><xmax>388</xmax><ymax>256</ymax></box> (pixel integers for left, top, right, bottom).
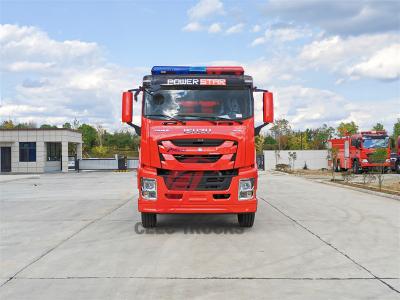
<box><xmin>362</xmin><ymin>159</ymin><xmax>368</xmax><ymax>163</ymax></box>
<box><xmin>141</xmin><ymin>178</ymin><xmax>157</xmax><ymax>200</ymax></box>
<box><xmin>238</xmin><ymin>178</ymin><xmax>254</xmax><ymax>200</ymax></box>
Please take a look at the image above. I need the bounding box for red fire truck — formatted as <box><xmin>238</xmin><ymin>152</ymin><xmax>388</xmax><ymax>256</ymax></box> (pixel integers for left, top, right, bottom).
<box><xmin>121</xmin><ymin>66</ymin><xmax>273</xmax><ymax>228</ymax></box>
<box><xmin>329</xmin><ymin>131</ymin><xmax>391</xmax><ymax>174</ymax></box>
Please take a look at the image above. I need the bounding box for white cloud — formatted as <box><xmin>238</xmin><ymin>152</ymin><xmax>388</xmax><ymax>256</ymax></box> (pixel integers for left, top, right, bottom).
<box><xmin>256</xmin><ymin>84</ymin><xmax>399</xmax><ymax>131</ymax></box>
<box><xmin>0</xmin><ymin>24</ymin><xmax>99</xmax><ymax>65</ymax></box>
<box><xmin>5</xmin><ymin>61</ymin><xmax>55</xmax><ymax>72</ymax></box>
<box><xmin>182</xmin><ymin>22</ymin><xmax>203</xmax><ymax>32</ymax></box>
<box><xmin>299</xmin><ymin>33</ymin><xmax>400</xmax><ymax>80</ymax></box>
<box><xmin>226</xmin><ymin>23</ymin><xmax>244</xmax><ymax>35</ymax></box>
<box><xmin>251</xmin><ymin>25</ymin><xmax>312</xmax><ymax>46</ymax></box>
<box><xmin>252</xmin><ymin>25</ymin><xmax>261</xmax><ymax>33</ymax></box>
<box><xmin>0</xmin><ymin>24</ymin><xmax>143</xmax><ymax>129</ymax></box>
<box><xmin>208</xmin><ymin>23</ymin><xmax>222</xmax><ymax>33</ymax></box>
<box><xmin>210</xmin><ymin>58</ymin><xmax>398</xmax><ymax>131</ymax></box>
<box><xmin>347</xmin><ymin>44</ymin><xmax>400</xmax><ymax>81</ymax></box>
<box><xmin>263</xmin><ymin>0</ymin><xmax>400</xmax><ymax>36</ymax></box>
<box><xmin>265</xmin><ymin>27</ymin><xmax>312</xmax><ymax>42</ymax></box>
<box><xmin>188</xmin><ymin>0</ymin><xmax>224</xmax><ymax>20</ymax></box>
<box><xmin>251</xmin><ymin>37</ymin><xmax>266</xmax><ymax>47</ymax></box>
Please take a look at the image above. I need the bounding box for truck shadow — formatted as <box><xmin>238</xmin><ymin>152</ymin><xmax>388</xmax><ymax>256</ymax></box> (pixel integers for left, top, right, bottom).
<box><xmin>146</xmin><ymin>214</ymin><xmax>246</xmax><ymax>234</ymax></box>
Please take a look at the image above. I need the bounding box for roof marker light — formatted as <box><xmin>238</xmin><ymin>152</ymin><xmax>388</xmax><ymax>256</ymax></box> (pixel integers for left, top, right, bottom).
<box><xmin>206</xmin><ymin>66</ymin><xmax>244</xmax><ymax>75</ymax></box>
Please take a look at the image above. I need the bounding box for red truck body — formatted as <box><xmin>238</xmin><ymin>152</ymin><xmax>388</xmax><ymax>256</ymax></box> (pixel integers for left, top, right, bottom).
<box><xmin>121</xmin><ymin>66</ymin><xmax>273</xmax><ymax>227</ymax></box>
<box><xmin>328</xmin><ymin>131</ymin><xmax>391</xmax><ymax>173</ymax></box>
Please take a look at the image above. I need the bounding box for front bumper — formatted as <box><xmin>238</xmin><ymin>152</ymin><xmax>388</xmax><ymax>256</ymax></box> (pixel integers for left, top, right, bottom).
<box><xmin>137</xmin><ymin>167</ymin><xmax>258</xmax><ymax>214</ymax></box>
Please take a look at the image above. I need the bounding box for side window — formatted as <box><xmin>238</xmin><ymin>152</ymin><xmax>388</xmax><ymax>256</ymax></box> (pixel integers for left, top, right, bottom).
<box><xmin>351</xmin><ymin>138</ymin><xmax>357</xmax><ymax>147</ymax></box>
<box><xmin>19</xmin><ymin>142</ymin><xmax>36</xmax><ymax>162</ymax></box>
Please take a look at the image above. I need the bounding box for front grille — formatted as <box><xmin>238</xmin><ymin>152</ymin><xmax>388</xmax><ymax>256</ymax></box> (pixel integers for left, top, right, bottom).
<box><xmin>173</xmin><ymin>154</ymin><xmax>222</xmax><ymax>163</ymax></box>
<box><xmin>170</xmin><ymin>139</ymin><xmax>225</xmax><ymax>147</ymax></box>
<box><xmin>158</xmin><ymin>169</ymin><xmax>238</xmax><ymax>191</ymax></box>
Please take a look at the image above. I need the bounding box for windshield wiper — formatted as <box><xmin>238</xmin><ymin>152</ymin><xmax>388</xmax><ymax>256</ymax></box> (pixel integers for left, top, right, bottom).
<box><xmin>146</xmin><ymin>114</ymin><xmax>186</xmax><ymax>125</ymax></box>
<box><xmin>213</xmin><ymin>116</ymin><xmax>243</xmax><ymax>124</ymax></box>
<box><xmin>176</xmin><ymin>115</ymin><xmax>218</xmax><ymax>124</ymax></box>
<box><xmin>176</xmin><ymin>115</ymin><xmax>243</xmax><ymax>124</ymax></box>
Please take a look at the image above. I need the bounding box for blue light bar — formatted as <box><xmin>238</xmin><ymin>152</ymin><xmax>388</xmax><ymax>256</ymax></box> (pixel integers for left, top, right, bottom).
<box><xmin>151</xmin><ymin>66</ymin><xmax>207</xmax><ymax>75</ymax></box>
<box><xmin>189</xmin><ymin>66</ymin><xmax>206</xmax><ymax>74</ymax></box>
<box><xmin>151</xmin><ymin>66</ymin><xmax>189</xmax><ymax>75</ymax></box>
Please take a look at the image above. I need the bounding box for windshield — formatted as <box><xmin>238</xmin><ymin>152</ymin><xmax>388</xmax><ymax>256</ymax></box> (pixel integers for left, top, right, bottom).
<box><xmin>362</xmin><ymin>137</ymin><xmax>389</xmax><ymax>149</ymax></box>
<box><xmin>144</xmin><ymin>88</ymin><xmax>252</xmax><ymax>121</ymax></box>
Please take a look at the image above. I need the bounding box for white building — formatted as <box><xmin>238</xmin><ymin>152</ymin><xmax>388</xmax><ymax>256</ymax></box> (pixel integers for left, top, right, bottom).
<box><xmin>0</xmin><ymin>129</ymin><xmax>83</xmax><ymax>173</ymax></box>
<box><xmin>263</xmin><ymin>150</ymin><xmax>329</xmax><ymax>170</ymax></box>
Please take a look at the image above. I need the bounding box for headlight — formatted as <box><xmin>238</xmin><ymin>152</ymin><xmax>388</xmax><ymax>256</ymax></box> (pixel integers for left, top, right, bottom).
<box><xmin>386</xmin><ymin>159</ymin><xmax>391</xmax><ymax>163</ymax></box>
<box><xmin>362</xmin><ymin>159</ymin><xmax>368</xmax><ymax>163</ymax></box>
<box><xmin>238</xmin><ymin>178</ymin><xmax>254</xmax><ymax>200</ymax></box>
<box><xmin>141</xmin><ymin>178</ymin><xmax>157</xmax><ymax>200</ymax></box>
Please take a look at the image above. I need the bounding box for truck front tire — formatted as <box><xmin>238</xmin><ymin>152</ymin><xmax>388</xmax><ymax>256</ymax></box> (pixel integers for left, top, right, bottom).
<box><xmin>141</xmin><ymin>213</ymin><xmax>157</xmax><ymax>228</ymax></box>
<box><xmin>238</xmin><ymin>213</ymin><xmax>255</xmax><ymax>227</ymax></box>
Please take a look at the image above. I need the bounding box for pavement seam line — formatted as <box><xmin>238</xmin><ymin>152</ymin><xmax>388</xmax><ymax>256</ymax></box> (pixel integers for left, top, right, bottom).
<box><xmin>11</xmin><ymin>276</ymin><xmax>400</xmax><ymax>280</ymax></box>
<box><xmin>259</xmin><ymin>197</ymin><xmax>400</xmax><ymax>294</ymax></box>
<box><xmin>0</xmin><ymin>196</ymin><xmax>133</xmax><ymax>288</ymax></box>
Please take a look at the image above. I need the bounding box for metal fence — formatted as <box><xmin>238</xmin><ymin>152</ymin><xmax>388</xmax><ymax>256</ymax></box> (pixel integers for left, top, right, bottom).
<box><xmin>76</xmin><ymin>157</ymin><xmax>139</xmax><ymax>171</ymax></box>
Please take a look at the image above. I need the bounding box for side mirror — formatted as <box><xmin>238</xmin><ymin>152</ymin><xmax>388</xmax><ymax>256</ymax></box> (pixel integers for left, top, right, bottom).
<box><xmin>121</xmin><ymin>91</ymin><xmax>141</xmax><ymax>135</ymax></box>
<box><xmin>122</xmin><ymin>91</ymin><xmax>133</xmax><ymax>123</ymax></box>
<box><xmin>263</xmin><ymin>92</ymin><xmax>274</xmax><ymax>123</ymax></box>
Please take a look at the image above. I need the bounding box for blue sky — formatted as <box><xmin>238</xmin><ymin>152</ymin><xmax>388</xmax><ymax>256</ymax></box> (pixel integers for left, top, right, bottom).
<box><xmin>1</xmin><ymin>0</ymin><xmax>399</xmax><ymax>132</ymax></box>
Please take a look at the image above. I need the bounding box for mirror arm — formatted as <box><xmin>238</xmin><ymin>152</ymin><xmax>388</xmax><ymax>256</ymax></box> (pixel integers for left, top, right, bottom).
<box><xmin>255</xmin><ymin>123</ymin><xmax>269</xmax><ymax>136</ymax></box>
<box><xmin>253</xmin><ymin>87</ymin><xmax>269</xmax><ymax>92</ymax></box>
<box><xmin>128</xmin><ymin>87</ymin><xmax>143</xmax><ymax>102</ymax></box>
<box><xmin>127</xmin><ymin>122</ymin><xmax>141</xmax><ymax>136</ymax></box>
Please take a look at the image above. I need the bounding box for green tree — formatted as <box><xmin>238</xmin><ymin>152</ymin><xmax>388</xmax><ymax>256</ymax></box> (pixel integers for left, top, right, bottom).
<box><xmin>288</xmin><ymin>131</ymin><xmax>309</xmax><ymax>150</ymax></box>
<box><xmin>315</xmin><ymin>124</ymin><xmax>335</xmax><ymax>149</ymax></box>
<box><xmin>78</xmin><ymin>124</ymin><xmax>98</xmax><ymax>153</ymax></box>
<box><xmin>337</xmin><ymin>121</ymin><xmax>358</xmax><ymax>137</ymax></box>
<box><xmin>392</xmin><ymin>119</ymin><xmax>400</xmax><ymax>150</ymax></box>
<box><xmin>270</xmin><ymin>118</ymin><xmax>291</xmax><ymax>150</ymax></box>
<box><xmin>132</xmin><ymin>135</ymin><xmax>141</xmax><ymax>152</ymax></box>
<box><xmin>62</xmin><ymin>122</ymin><xmax>72</xmax><ymax>129</ymax></box>
<box><xmin>91</xmin><ymin>146</ymin><xmax>110</xmax><ymax>158</ymax></box>
<box><xmin>0</xmin><ymin>120</ymin><xmax>15</xmax><ymax>129</ymax></box>
<box><xmin>255</xmin><ymin>135</ymin><xmax>266</xmax><ymax>154</ymax></box>
<box><xmin>105</xmin><ymin>130</ymin><xmax>134</xmax><ymax>149</ymax></box>
<box><xmin>328</xmin><ymin>146</ymin><xmax>339</xmax><ymax>181</ymax></box>
<box><xmin>372</xmin><ymin>123</ymin><xmax>384</xmax><ymax>131</ymax></box>
<box><xmin>72</xmin><ymin>118</ymin><xmax>80</xmax><ymax>130</ymax></box>
<box><xmin>40</xmin><ymin>124</ymin><xmax>57</xmax><ymax>129</ymax></box>
<box><xmin>15</xmin><ymin>122</ymin><xmax>37</xmax><ymax>129</ymax></box>
<box><xmin>369</xmin><ymin>148</ymin><xmax>388</xmax><ymax>191</ymax></box>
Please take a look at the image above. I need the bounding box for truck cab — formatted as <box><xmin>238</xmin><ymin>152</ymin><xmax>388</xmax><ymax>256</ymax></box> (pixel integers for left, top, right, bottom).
<box><xmin>329</xmin><ymin>131</ymin><xmax>391</xmax><ymax>174</ymax></box>
<box><xmin>121</xmin><ymin>66</ymin><xmax>273</xmax><ymax>227</ymax></box>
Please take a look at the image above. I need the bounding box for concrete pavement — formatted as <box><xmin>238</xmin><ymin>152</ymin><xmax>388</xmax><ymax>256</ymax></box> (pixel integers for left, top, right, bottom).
<box><xmin>0</xmin><ymin>171</ymin><xmax>399</xmax><ymax>299</ymax></box>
